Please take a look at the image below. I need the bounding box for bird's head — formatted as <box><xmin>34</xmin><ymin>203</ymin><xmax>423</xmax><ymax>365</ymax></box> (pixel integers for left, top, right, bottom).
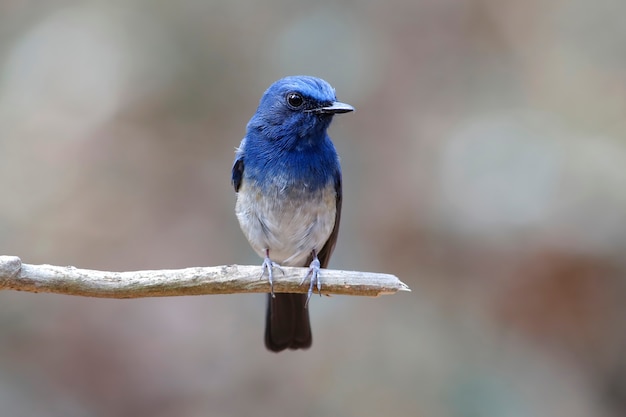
<box><xmin>247</xmin><ymin>76</ymin><xmax>353</xmax><ymax>149</ymax></box>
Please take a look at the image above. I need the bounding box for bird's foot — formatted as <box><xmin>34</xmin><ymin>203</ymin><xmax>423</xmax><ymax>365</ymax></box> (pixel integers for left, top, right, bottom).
<box><xmin>301</xmin><ymin>254</ymin><xmax>322</xmax><ymax>308</ymax></box>
<box><xmin>261</xmin><ymin>251</ymin><xmax>283</xmax><ymax>298</ymax></box>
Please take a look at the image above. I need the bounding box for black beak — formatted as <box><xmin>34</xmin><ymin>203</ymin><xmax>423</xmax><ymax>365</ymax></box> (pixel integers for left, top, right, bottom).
<box><xmin>309</xmin><ymin>101</ymin><xmax>355</xmax><ymax>115</ymax></box>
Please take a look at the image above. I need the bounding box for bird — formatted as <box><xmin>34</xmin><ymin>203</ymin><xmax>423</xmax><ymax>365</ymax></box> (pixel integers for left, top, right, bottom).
<box><xmin>232</xmin><ymin>76</ymin><xmax>353</xmax><ymax>352</ymax></box>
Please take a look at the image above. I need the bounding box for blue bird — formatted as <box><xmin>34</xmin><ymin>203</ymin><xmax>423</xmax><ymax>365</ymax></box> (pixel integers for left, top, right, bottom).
<box><xmin>232</xmin><ymin>76</ymin><xmax>353</xmax><ymax>352</ymax></box>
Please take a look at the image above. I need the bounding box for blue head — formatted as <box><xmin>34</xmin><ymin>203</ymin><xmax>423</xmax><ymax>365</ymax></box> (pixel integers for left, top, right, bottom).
<box><xmin>246</xmin><ymin>76</ymin><xmax>354</xmax><ymax>150</ymax></box>
<box><xmin>236</xmin><ymin>76</ymin><xmax>353</xmax><ymax>191</ymax></box>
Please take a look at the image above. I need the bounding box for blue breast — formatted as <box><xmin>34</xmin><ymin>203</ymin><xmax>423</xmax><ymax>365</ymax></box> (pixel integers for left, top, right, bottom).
<box><xmin>242</xmin><ymin>133</ymin><xmax>340</xmax><ymax>194</ymax></box>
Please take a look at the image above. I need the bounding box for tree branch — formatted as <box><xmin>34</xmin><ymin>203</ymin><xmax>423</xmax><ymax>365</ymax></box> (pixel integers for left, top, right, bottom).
<box><xmin>0</xmin><ymin>255</ymin><xmax>410</xmax><ymax>299</ymax></box>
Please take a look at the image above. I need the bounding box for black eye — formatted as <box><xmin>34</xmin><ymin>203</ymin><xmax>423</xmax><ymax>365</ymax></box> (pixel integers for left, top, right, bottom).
<box><xmin>286</xmin><ymin>92</ymin><xmax>304</xmax><ymax>109</ymax></box>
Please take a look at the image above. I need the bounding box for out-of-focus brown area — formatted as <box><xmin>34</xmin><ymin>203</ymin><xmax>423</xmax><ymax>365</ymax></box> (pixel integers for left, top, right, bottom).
<box><xmin>1</xmin><ymin>1</ymin><xmax>625</xmax><ymax>416</ymax></box>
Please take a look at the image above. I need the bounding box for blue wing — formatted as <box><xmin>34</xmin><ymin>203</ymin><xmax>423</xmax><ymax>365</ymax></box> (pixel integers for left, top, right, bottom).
<box><xmin>231</xmin><ymin>138</ymin><xmax>246</xmax><ymax>192</ymax></box>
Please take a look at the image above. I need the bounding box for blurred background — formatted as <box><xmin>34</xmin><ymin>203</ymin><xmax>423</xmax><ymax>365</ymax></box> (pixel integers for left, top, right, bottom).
<box><xmin>0</xmin><ymin>1</ymin><xmax>625</xmax><ymax>416</ymax></box>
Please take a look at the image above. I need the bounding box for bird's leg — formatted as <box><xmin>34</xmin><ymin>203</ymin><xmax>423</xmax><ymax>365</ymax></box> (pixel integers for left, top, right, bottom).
<box><xmin>301</xmin><ymin>250</ymin><xmax>322</xmax><ymax>308</ymax></box>
<box><xmin>261</xmin><ymin>248</ymin><xmax>283</xmax><ymax>298</ymax></box>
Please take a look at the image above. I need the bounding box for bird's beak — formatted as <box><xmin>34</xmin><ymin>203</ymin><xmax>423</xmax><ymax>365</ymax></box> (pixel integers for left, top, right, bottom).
<box><xmin>313</xmin><ymin>101</ymin><xmax>355</xmax><ymax>114</ymax></box>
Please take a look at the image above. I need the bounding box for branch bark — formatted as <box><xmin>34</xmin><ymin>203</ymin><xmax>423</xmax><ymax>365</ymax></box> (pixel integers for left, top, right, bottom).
<box><xmin>0</xmin><ymin>256</ymin><xmax>410</xmax><ymax>299</ymax></box>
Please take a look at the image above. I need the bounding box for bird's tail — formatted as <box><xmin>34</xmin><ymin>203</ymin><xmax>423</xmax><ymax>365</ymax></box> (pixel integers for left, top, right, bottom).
<box><xmin>265</xmin><ymin>293</ymin><xmax>312</xmax><ymax>352</ymax></box>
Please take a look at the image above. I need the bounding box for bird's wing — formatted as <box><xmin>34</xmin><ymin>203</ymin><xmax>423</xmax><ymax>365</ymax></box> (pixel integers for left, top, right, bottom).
<box><xmin>231</xmin><ymin>139</ymin><xmax>246</xmax><ymax>192</ymax></box>
<box><xmin>314</xmin><ymin>169</ymin><xmax>342</xmax><ymax>269</ymax></box>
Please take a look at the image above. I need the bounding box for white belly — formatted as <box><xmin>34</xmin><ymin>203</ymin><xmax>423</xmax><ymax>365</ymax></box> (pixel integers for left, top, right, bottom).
<box><xmin>235</xmin><ymin>180</ymin><xmax>337</xmax><ymax>266</ymax></box>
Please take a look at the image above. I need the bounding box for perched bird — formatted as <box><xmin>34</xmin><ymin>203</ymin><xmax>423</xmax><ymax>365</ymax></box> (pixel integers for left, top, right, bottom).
<box><xmin>232</xmin><ymin>76</ymin><xmax>353</xmax><ymax>352</ymax></box>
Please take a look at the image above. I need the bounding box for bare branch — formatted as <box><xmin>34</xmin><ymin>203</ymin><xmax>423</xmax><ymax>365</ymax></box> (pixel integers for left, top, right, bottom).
<box><xmin>0</xmin><ymin>255</ymin><xmax>410</xmax><ymax>299</ymax></box>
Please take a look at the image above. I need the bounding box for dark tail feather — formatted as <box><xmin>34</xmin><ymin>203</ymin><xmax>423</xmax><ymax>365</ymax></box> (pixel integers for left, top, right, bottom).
<box><xmin>265</xmin><ymin>293</ymin><xmax>312</xmax><ymax>352</ymax></box>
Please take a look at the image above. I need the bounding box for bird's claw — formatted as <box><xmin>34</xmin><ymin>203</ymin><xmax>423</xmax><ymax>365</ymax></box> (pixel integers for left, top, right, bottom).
<box><xmin>301</xmin><ymin>257</ymin><xmax>322</xmax><ymax>308</ymax></box>
<box><xmin>261</xmin><ymin>256</ymin><xmax>284</xmax><ymax>298</ymax></box>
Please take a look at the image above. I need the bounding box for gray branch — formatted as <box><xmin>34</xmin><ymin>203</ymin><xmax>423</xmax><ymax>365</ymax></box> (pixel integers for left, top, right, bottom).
<box><xmin>0</xmin><ymin>255</ymin><xmax>410</xmax><ymax>299</ymax></box>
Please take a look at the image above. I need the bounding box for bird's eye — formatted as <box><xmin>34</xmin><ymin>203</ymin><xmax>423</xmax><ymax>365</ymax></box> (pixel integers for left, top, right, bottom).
<box><xmin>286</xmin><ymin>92</ymin><xmax>304</xmax><ymax>109</ymax></box>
